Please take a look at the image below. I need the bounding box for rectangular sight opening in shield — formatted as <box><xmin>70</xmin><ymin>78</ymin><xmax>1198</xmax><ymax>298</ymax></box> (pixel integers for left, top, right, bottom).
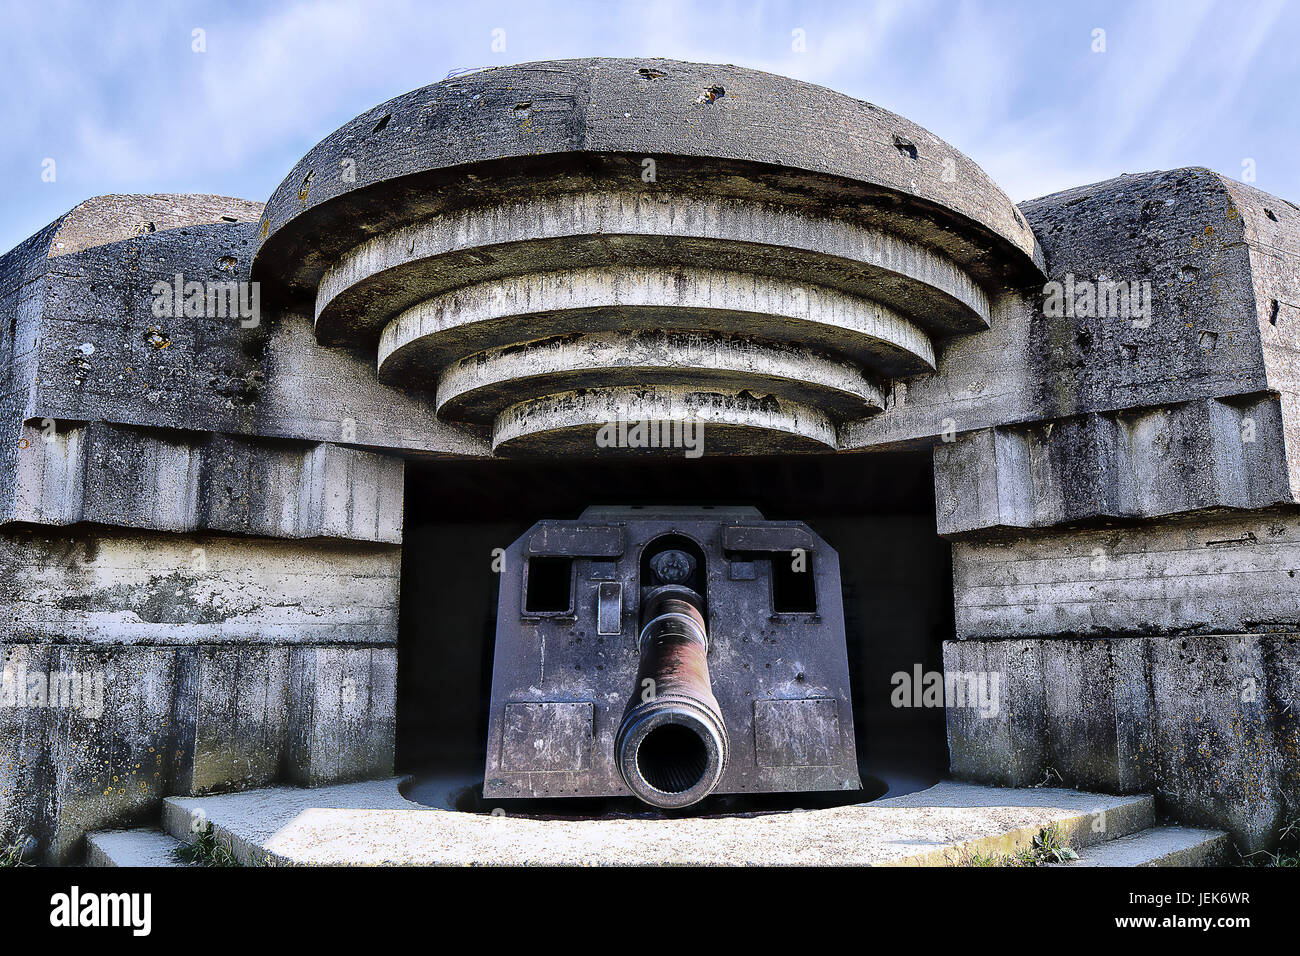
<box><xmin>525</xmin><ymin>556</ymin><xmax>574</xmax><ymax>613</ymax></box>
<box><xmin>771</xmin><ymin>556</ymin><xmax>817</xmax><ymax>612</ymax></box>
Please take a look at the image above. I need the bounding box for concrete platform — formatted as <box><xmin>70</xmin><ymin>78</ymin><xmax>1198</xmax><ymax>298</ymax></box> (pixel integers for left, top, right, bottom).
<box><xmin>156</xmin><ymin>778</ymin><xmax>1157</xmax><ymax>866</ymax></box>
<box><xmin>86</xmin><ymin>828</ymin><xmax>188</xmax><ymax>867</ymax></box>
<box><xmin>1063</xmin><ymin>825</ymin><xmax>1231</xmax><ymax>867</ymax></box>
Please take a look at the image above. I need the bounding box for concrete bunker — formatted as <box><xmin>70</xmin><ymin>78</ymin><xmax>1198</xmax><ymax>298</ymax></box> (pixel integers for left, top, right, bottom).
<box><xmin>2</xmin><ymin>58</ymin><xmax>1298</xmax><ymax>862</ymax></box>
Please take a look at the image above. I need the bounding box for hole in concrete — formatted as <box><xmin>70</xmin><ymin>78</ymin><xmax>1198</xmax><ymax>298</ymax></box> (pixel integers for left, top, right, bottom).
<box><xmin>892</xmin><ymin>134</ymin><xmax>918</xmax><ymax>159</ymax></box>
<box><xmin>696</xmin><ymin>85</ymin><xmax>725</xmax><ymax>103</ymax></box>
<box><xmin>372</xmin><ymin>113</ymin><xmax>391</xmax><ymax>133</ymax></box>
<box><xmin>396</xmin><ymin>451</ymin><xmax>949</xmax><ymax>808</ymax></box>
<box><xmin>512</xmin><ymin>101</ymin><xmax>532</xmax><ymax>111</ymax></box>
<box><xmin>637</xmin><ymin>724</ymin><xmax>708</xmax><ymax>793</ymax></box>
<box><xmin>1265</xmin><ymin>208</ymin><xmax>1278</xmax><ymax>222</ymax></box>
<box><xmin>1270</xmin><ymin>299</ymin><xmax>1280</xmax><ymax>325</ymax></box>
<box><xmin>638</xmin><ymin>67</ymin><xmax>665</xmax><ymax>79</ymax></box>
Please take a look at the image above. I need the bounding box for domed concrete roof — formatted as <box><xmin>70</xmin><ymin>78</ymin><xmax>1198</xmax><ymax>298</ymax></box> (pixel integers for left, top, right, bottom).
<box><xmin>255</xmin><ymin>57</ymin><xmax>1043</xmax><ymax>297</ymax></box>
<box><xmin>251</xmin><ymin>58</ymin><xmax>1046</xmax><ymax>457</ymax></box>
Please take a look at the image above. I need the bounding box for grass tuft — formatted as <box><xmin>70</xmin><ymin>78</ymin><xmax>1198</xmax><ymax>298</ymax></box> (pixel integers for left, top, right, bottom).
<box><xmin>958</xmin><ymin>824</ymin><xmax>1078</xmax><ymax>867</ymax></box>
<box><xmin>1240</xmin><ymin>816</ymin><xmax>1300</xmax><ymax>868</ymax></box>
<box><xmin>1</xmin><ymin>839</ymin><xmax>32</xmax><ymax>867</ymax></box>
<box><xmin>172</xmin><ymin>823</ymin><xmax>242</xmax><ymax>867</ymax></box>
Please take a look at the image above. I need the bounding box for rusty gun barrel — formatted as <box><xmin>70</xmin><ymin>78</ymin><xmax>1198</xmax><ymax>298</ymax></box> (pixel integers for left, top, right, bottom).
<box><xmin>615</xmin><ymin>584</ymin><xmax>728</xmax><ymax>808</ymax></box>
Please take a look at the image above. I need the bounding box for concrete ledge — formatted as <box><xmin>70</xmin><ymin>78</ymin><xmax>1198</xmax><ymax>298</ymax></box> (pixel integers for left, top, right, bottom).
<box><xmin>377</xmin><ymin>265</ymin><xmax>937</xmax><ymax>386</ymax></box>
<box><xmin>491</xmin><ymin>385</ymin><xmax>838</xmax><ymax>456</ymax></box>
<box><xmin>934</xmin><ymin>396</ymin><xmax>1295</xmax><ymax>535</ymax></box>
<box><xmin>86</xmin><ymin>827</ymin><xmax>187</xmax><ymax>867</ymax></box>
<box><xmin>159</xmin><ymin>778</ymin><xmax>1152</xmax><ymax>866</ymax></box>
<box><xmin>319</xmin><ymin>190</ymin><xmax>989</xmax><ymax>345</ymax></box>
<box><xmin>0</xmin><ymin>527</ymin><xmax>401</xmax><ymax>645</ymax></box>
<box><xmin>950</xmin><ymin>509</ymin><xmax>1300</xmax><ymax>639</ymax></box>
<box><xmin>1062</xmin><ymin>825</ymin><xmax>1231</xmax><ymax>867</ymax></box>
<box><xmin>436</xmin><ymin>331</ymin><xmax>885</xmax><ymax>426</ymax></box>
<box><xmin>7</xmin><ymin>422</ymin><xmax>405</xmax><ymax>543</ymax></box>
<box><xmin>44</xmin><ymin>194</ymin><xmax>262</xmax><ymax>259</ymax></box>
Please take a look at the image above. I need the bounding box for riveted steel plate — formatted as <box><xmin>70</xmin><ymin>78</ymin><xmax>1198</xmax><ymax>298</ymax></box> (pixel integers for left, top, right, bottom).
<box><xmin>484</xmin><ymin>506</ymin><xmax>861</xmax><ymax>801</ymax></box>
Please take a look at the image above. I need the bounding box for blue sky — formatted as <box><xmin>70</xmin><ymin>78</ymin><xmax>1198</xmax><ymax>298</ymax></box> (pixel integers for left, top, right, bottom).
<box><xmin>2</xmin><ymin>0</ymin><xmax>1297</xmax><ymax>253</ymax></box>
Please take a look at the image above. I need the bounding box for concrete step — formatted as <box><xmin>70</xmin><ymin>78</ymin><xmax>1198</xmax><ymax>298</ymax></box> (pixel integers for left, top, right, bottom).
<box><xmin>160</xmin><ymin>777</ymin><xmax>1159</xmax><ymax>866</ymax></box>
<box><xmin>1062</xmin><ymin>825</ymin><xmax>1231</xmax><ymax>867</ymax></box>
<box><xmin>86</xmin><ymin>827</ymin><xmax>188</xmax><ymax>867</ymax></box>
<box><xmin>872</xmin><ymin>782</ymin><xmax>1156</xmax><ymax>865</ymax></box>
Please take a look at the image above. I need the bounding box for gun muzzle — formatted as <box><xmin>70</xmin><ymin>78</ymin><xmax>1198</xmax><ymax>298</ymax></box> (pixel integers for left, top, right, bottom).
<box><xmin>615</xmin><ymin>585</ymin><xmax>728</xmax><ymax>808</ymax></box>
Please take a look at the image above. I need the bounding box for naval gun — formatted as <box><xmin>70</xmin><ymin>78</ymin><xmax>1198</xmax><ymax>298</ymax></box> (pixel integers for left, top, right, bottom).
<box><xmin>483</xmin><ymin>506</ymin><xmax>860</xmax><ymax>809</ymax></box>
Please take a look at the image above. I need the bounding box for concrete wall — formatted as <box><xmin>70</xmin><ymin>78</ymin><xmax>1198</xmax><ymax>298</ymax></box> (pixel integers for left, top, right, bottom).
<box><xmin>944</xmin><ymin>632</ymin><xmax>1298</xmax><ymax>852</ymax></box>
<box><xmin>932</xmin><ymin>165</ymin><xmax>1300</xmax><ymax>853</ymax></box>
<box><xmin>0</xmin><ymin>524</ymin><xmax>399</xmax><ymax>863</ymax></box>
<box><xmin>0</xmin><ymin>199</ymin><xmax>412</xmax><ymax>863</ymax></box>
<box><xmin>937</xmin><ymin>403</ymin><xmax>1300</xmax><ymax>852</ymax></box>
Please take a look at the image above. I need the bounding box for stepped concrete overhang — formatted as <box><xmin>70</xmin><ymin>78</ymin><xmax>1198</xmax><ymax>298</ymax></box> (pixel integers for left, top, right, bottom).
<box><xmin>252</xmin><ymin>58</ymin><xmax>1045</xmax><ymax>456</ymax></box>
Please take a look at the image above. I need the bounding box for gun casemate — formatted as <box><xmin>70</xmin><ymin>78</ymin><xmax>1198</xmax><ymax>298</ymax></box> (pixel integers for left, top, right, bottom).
<box><xmin>484</xmin><ymin>506</ymin><xmax>860</xmax><ymax>808</ymax></box>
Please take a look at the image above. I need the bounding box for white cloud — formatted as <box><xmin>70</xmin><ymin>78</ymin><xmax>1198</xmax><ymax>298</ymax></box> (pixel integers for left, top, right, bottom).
<box><xmin>2</xmin><ymin>0</ymin><xmax>1298</xmax><ymax>252</ymax></box>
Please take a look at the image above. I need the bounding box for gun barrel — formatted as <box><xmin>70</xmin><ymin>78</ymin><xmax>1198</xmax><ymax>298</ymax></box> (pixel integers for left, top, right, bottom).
<box><xmin>615</xmin><ymin>585</ymin><xmax>728</xmax><ymax>808</ymax></box>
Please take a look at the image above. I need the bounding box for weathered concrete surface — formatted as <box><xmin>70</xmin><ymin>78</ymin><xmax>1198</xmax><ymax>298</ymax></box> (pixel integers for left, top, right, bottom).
<box><xmin>318</xmin><ymin>190</ymin><xmax>990</xmax><ymax>345</ymax></box>
<box><xmin>158</xmin><ymin>778</ymin><xmax>1153</xmax><ymax>866</ymax></box>
<box><xmin>182</xmin><ymin>646</ymin><xmax>289</xmax><ymax>795</ymax></box>
<box><xmin>950</xmin><ymin>508</ymin><xmax>1300</xmax><ymax>639</ymax></box>
<box><xmin>944</xmin><ymin>500</ymin><xmax>1300</xmax><ymax>852</ymax></box>
<box><xmin>847</xmin><ymin>168</ymin><xmax>1297</xmax><ymax>455</ymax></box>
<box><xmin>286</xmin><ymin>646</ymin><xmax>396</xmax><ymax>788</ymax></box>
<box><xmin>86</xmin><ymin>826</ymin><xmax>187</xmax><ymax>867</ymax></box>
<box><xmin>6</xmin><ymin>422</ymin><xmax>404</xmax><ymax>542</ymax></box>
<box><xmin>45</xmin><ymin>194</ymin><xmax>263</xmax><ymax>258</ymax></box>
<box><xmin>436</xmin><ymin>330</ymin><xmax>885</xmax><ymax>425</ymax></box>
<box><xmin>20</xmin><ymin>219</ymin><xmax>485</xmax><ymax>455</ymax></box>
<box><xmin>1019</xmin><ymin>169</ymin><xmax>1266</xmax><ymax>420</ymax></box>
<box><xmin>0</xmin><ymin>527</ymin><xmax>400</xmax><ymax>645</ymax></box>
<box><xmin>1059</xmin><ymin>825</ymin><xmax>1231</xmax><ymax>867</ymax></box>
<box><xmin>255</xmin><ymin>58</ymin><xmax>1043</xmax><ymax>305</ymax></box>
<box><xmin>935</xmin><ymin>395</ymin><xmax>1295</xmax><ymax>534</ymax></box>
<box><xmin>944</xmin><ymin>633</ymin><xmax>1298</xmax><ymax>851</ymax></box>
<box><xmin>1</xmin><ymin>641</ymin><xmax>396</xmax><ymax>863</ymax></box>
<box><xmin>1223</xmin><ymin>180</ymin><xmax>1300</xmax><ymax>496</ymax></box>
<box><xmin>2</xmin><ymin>643</ymin><xmax>188</xmax><ymax>864</ymax></box>
<box><xmin>0</xmin><ymin>198</ymin><xmax>258</xmax><ymax>564</ymax></box>
<box><xmin>0</xmin><ymin>522</ymin><xmax>400</xmax><ymax>863</ymax></box>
